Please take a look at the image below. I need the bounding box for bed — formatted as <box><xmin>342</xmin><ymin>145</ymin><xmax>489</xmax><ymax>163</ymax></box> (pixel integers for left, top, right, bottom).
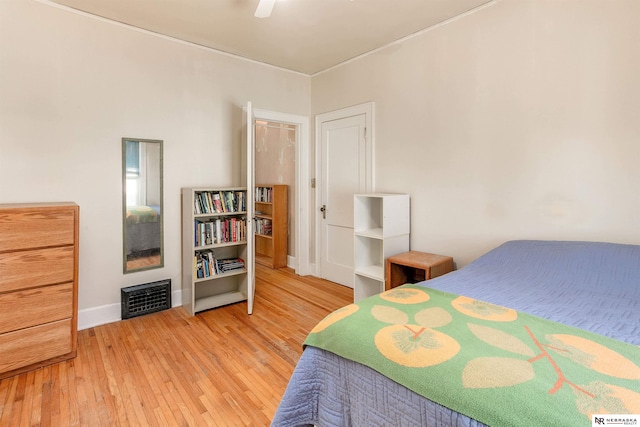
<box><xmin>125</xmin><ymin>205</ymin><xmax>161</xmax><ymax>257</ymax></box>
<box><xmin>271</xmin><ymin>240</ymin><xmax>640</xmax><ymax>426</ymax></box>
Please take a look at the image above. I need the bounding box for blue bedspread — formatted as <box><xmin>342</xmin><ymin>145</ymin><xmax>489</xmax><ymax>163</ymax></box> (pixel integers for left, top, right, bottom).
<box><xmin>427</xmin><ymin>240</ymin><xmax>640</xmax><ymax>345</ymax></box>
<box><xmin>272</xmin><ymin>240</ymin><xmax>640</xmax><ymax>427</ymax></box>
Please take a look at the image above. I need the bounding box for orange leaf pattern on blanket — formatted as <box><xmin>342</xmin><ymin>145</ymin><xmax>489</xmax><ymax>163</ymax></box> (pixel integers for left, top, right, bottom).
<box><xmin>375</xmin><ymin>324</ymin><xmax>460</xmax><ymax>368</ymax></box>
<box><xmin>452</xmin><ymin>296</ymin><xmax>518</xmax><ymax>321</ymax></box>
<box><xmin>574</xmin><ymin>381</ymin><xmax>640</xmax><ymax>418</ymax></box>
<box><xmin>310</xmin><ymin>304</ymin><xmax>358</xmax><ymax>333</ymax></box>
<box><xmin>546</xmin><ymin>334</ymin><xmax>640</xmax><ymax>380</ymax></box>
<box><xmin>380</xmin><ymin>287</ymin><xmax>430</xmax><ymax>304</ymax></box>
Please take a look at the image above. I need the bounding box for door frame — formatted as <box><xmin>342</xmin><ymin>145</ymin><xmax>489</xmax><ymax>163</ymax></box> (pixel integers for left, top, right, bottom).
<box><xmin>253</xmin><ymin>108</ymin><xmax>311</xmax><ymax>276</ymax></box>
<box><xmin>314</xmin><ymin>102</ymin><xmax>375</xmax><ymax>278</ymax></box>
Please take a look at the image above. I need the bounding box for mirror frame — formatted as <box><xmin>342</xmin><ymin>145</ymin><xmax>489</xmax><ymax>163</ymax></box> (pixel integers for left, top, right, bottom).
<box><xmin>122</xmin><ymin>137</ymin><xmax>164</xmax><ymax>274</ymax></box>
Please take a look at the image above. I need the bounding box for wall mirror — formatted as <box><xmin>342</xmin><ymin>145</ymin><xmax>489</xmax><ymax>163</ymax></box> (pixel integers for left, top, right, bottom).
<box><xmin>122</xmin><ymin>138</ymin><xmax>163</xmax><ymax>273</ymax></box>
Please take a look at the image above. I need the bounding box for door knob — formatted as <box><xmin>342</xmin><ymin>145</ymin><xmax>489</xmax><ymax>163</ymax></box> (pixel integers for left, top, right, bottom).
<box><xmin>320</xmin><ymin>204</ymin><xmax>326</xmax><ymax>219</ymax></box>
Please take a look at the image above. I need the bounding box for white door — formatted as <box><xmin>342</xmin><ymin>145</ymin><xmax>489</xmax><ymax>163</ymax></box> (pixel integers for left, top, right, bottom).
<box><xmin>243</xmin><ymin>102</ymin><xmax>256</xmax><ymax>314</ymax></box>
<box><xmin>243</xmin><ymin>103</ymin><xmax>312</xmax><ymax>313</ymax></box>
<box><xmin>318</xmin><ymin>103</ymin><xmax>373</xmax><ymax>287</ymax></box>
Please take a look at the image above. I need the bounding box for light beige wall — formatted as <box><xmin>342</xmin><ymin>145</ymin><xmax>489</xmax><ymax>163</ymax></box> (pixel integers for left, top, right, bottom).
<box><xmin>0</xmin><ymin>0</ymin><xmax>310</xmax><ymax>317</ymax></box>
<box><xmin>312</xmin><ymin>0</ymin><xmax>640</xmax><ymax>266</ymax></box>
<box><xmin>2</xmin><ymin>0</ymin><xmax>638</xmax><ymax>315</ymax></box>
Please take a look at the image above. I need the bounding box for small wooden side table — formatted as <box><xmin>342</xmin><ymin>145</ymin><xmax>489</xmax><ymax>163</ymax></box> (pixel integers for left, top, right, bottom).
<box><xmin>386</xmin><ymin>251</ymin><xmax>454</xmax><ymax>290</ymax></box>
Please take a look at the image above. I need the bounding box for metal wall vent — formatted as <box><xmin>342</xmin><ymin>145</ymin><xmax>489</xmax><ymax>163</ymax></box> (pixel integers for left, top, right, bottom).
<box><xmin>121</xmin><ymin>279</ymin><xmax>171</xmax><ymax>320</ymax></box>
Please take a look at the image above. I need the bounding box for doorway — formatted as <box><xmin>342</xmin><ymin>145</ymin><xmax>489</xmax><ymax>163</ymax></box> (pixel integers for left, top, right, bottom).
<box><xmin>315</xmin><ymin>102</ymin><xmax>374</xmax><ymax>287</ymax></box>
<box><xmin>252</xmin><ymin>108</ymin><xmax>310</xmax><ymax>276</ymax></box>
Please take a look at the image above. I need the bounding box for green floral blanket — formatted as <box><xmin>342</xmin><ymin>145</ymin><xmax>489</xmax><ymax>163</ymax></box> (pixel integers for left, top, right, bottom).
<box><xmin>304</xmin><ymin>285</ymin><xmax>640</xmax><ymax>426</ymax></box>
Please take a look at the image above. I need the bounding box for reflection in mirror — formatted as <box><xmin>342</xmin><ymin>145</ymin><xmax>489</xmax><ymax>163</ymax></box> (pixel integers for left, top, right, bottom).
<box><xmin>122</xmin><ymin>138</ymin><xmax>163</xmax><ymax>273</ymax></box>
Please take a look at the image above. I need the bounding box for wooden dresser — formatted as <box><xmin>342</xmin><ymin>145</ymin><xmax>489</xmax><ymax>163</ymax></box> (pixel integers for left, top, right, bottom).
<box><xmin>0</xmin><ymin>202</ymin><xmax>79</xmax><ymax>379</ymax></box>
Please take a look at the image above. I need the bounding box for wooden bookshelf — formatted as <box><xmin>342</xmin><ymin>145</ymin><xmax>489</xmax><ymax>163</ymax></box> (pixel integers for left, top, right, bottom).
<box><xmin>254</xmin><ymin>184</ymin><xmax>288</xmax><ymax>268</ymax></box>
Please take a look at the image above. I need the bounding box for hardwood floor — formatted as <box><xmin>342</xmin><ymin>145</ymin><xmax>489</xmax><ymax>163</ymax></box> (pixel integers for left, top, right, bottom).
<box><xmin>0</xmin><ymin>265</ymin><xmax>352</xmax><ymax>426</ymax></box>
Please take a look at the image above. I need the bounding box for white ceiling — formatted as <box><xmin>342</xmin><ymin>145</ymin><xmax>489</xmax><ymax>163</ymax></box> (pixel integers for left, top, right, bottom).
<box><xmin>49</xmin><ymin>0</ymin><xmax>493</xmax><ymax>75</ymax></box>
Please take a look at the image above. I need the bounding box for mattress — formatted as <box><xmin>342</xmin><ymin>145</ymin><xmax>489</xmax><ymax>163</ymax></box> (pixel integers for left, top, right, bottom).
<box><xmin>271</xmin><ymin>240</ymin><xmax>640</xmax><ymax>426</ymax></box>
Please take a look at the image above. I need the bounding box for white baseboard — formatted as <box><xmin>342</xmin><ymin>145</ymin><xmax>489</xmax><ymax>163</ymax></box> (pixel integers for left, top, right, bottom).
<box><xmin>284</xmin><ymin>255</ymin><xmax>317</xmax><ymax>277</ymax></box>
<box><xmin>78</xmin><ymin>289</ymin><xmax>183</xmax><ymax>330</ymax></box>
<box><xmin>77</xmin><ymin>303</ymin><xmax>120</xmax><ymax>330</ymax></box>
<box><xmin>310</xmin><ymin>262</ymin><xmax>317</xmax><ymax>277</ymax></box>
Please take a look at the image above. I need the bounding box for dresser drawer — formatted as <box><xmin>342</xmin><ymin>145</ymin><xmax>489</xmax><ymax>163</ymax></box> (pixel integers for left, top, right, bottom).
<box><xmin>0</xmin><ymin>205</ymin><xmax>76</xmax><ymax>252</ymax></box>
<box><xmin>0</xmin><ymin>319</ymin><xmax>73</xmax><ymax>374</ymax></box>
<box><xmin>0</xmin><ymin>283</ymin><xmax>73</xmax><ymax>334</ymax></box>
<box><xmin>0</xmin><ymin>246</ymin><xmax>75</xmax><ymax>293</ymax></box>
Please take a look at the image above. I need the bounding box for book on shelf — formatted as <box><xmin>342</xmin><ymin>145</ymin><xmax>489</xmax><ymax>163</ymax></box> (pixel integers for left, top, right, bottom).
<box><xmin>212</xmin><ymin>193</ymin><xmax>223</xmax><ymax>213</ymax></box>
<box><xmin>194</xmin><ymin>250</ymin><xmax>220</xmax><ymax>278</ymax></box>
<box><xmin>194</xmin><ymin>217</ymin><xmax>247</xmax><ymax>247</ymax></box>
<box><xmin>216</xmin><ymin>257</ymin><xmax>245</xmax><ymax>273</ymax></box>
<box><xmin>255</xmin><ymin>218</ymin><xmax>272</xmax><ymax>236</ymax></box>
<box><xmin>215</xmin><ymin>219</ymin><xmax>222</xmax><ymax>244</ymax></box>
<box><xmin>194</xmin><ymin>252</ymin><xmax>245</xmax><ymax>278</ymax></box>
<box><xmin>255</xmin><ymin>187</ymin><xmax>273</xmax><ymax>203</ymax></box>
<box><xmin>231</xmin><ymin>217</ymin><xmax>236</xmax><ymax>242</ymax></box>
<box><xmin>225</xmin><ymin>192</ymin><xmax>234</xmax><ymax>212</ymax></box>
<box><xmin>194</xmin><ymin>190</ymin><xmax>246</xmax><ymax>215</ymax></box>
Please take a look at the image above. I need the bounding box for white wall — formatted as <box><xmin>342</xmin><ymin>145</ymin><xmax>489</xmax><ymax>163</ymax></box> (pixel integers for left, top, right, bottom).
<box><xmin>2</xmin><ymin>0</ymin><xmax>639</xmax><ymax>324</ymax></box>
<box><xmin>311</xmin><ymin>0</ymin><xmax>640</xmax><ymax>266</ymax></box>
<box><xmin>0</xmin><ymin>0</ymin><xmax>310</xmax><ymax>327</ymax></box>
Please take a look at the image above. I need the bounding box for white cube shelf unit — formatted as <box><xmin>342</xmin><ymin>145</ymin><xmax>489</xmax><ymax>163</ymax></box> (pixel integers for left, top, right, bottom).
<box><xmin>353</xmin><ymin>193</ymin><xmax>410</xmax><ymax>302</ymax></box>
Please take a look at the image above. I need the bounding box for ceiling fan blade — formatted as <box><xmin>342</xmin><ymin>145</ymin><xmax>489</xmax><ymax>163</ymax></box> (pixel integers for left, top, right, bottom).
<box><xmin>254</xmin><ymin>0</ymin><xmax>276</xmax><ymax>18</ymax></box>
